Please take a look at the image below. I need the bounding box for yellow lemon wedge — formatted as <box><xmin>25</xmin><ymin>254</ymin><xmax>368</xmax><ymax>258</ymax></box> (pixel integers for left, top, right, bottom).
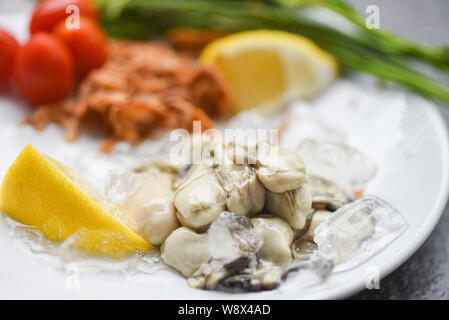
<box><xmin>200</xmin><ymin>30</ymin><xmax>339</xmax><ymax>114</ymax></box>
<box><xmin>0</xmin><ymin>145</ymin><xmax>151</xmax><ymax>258</ymax></box>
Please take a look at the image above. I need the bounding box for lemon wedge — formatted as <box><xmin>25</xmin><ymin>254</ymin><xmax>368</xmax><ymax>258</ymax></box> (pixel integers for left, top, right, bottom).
<box><xmin>200</xmin><ymin>30</ymin><xmax>338</xmax><ymax>113</ymax></box>
<box><xmin>0</xmin><ymin>145</ymin><xmax>151</xmax><ymax>258</ymax></box>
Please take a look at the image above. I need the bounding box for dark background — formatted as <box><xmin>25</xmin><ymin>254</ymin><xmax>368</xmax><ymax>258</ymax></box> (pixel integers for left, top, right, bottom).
<box><xmin>347</xmin><ymin>0</ymin><xmax>449</xmax><ymax>300</ymax></box>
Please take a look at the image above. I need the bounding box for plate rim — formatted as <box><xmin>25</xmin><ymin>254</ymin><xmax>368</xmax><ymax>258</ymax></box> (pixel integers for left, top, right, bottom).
<box><xmin>325</xmin><ymin>100</ymin><xmax>449</xmax><ymax>300</ymax></box>
<box><xmin>0</xmin><ymin>92</ymin><xmax>447</xmax><ymax>300</ymax></box>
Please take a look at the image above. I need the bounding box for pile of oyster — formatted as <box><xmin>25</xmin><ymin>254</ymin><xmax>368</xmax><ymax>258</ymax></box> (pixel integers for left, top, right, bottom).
<box><xmin>120</xmin><ymin>136</ymin><xmax>405</xmax><ymax>292</ymax></box>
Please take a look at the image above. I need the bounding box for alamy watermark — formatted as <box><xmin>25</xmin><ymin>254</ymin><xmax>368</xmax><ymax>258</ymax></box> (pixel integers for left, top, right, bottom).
<box><xmin>365</xmin><ymin>5</ymin><xmax>380</xmax><ymax>30</ymax></box>
<box><xmin>168</xmin><ymin>121</ymin><xmax>279</xmax><ymax>166</ymax></box>
<box><xmin>65</xmin><ymin>5</ymin><xmax>80</xmax><ymax>30</ymax></box>
<box><xmin>62</xmin><ymin>4</ymin><xmax>381</xmax><ymax>30</ymax></box>
<box><xmin>365</xmin><ymin>265</ymin><xmax>380</xmax><ymax>290</ymax></box>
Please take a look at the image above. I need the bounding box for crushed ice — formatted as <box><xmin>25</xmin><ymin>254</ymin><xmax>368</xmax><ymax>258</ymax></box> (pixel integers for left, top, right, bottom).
<box><xmin>1</xmin><ymin>212</ymin><xmax>165</xmax><ymax>276</ymax></box>
<box><xmin>297</xmin><ymin>139</ymin><xmax>377</xmax><ymax>190</ymax></box>
<box><xmin>314</xmin><ymin>196</ymin><xmax>408</xmax><ymax>272</ymax></box>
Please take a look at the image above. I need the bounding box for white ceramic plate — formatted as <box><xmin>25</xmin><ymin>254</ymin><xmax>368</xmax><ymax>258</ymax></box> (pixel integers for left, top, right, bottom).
<box><xmin>0</xmin><ymin>8</ymin><xmax>448</xmax><ymax>300</ymax></box>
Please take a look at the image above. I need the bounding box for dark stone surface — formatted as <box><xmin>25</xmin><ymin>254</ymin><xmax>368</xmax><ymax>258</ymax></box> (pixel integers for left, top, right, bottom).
<box><xmin>346</xmin><ymin>0</ymin><xmax>449</xmax><ymax>300</ymax></box>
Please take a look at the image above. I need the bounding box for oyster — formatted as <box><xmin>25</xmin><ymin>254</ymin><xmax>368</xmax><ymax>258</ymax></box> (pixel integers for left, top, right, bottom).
<box><xmin>302</xmin><ymin>210</ymin><xmax>331</xmax><ymax>242</ymax></box>
<box><xmin>252</xmin><ymin>214</ymin><xmax>293</xmax><ymax>266</ymax></box>
<box><xmin>291</xmin><ymin>209</ymin><xmax>330</xmax><ymax>260</ymax></box>
<box><xmin>173</xmin><ymin>162</ymin><xmax>211</xmax><ymax>189</ymax></box>
<box><xmin>256</xmin><ymin>141</ymin><xmax>307</xmax><ymax>193</ymax></box>
<box><xmin>292</xmin><ymin>238</ymin><xmax>318</xmax><ymax>260</ymax></box>
<box><xmin>138</xmin><ymin>156</ymin><xmax>184</xmax><ymax>174</ymax></box>
<box><xmin>188</xmin><ymin>255</ymin><xmax>282</xmax><ymax>292</ymax></box>
<box><xmin>120</xmin><ymin>134</ymin><xmax>405</xmax><ymax>292</ymax></box>
<box><xmin>309</xmin><ymin>176</ymin><xmax>353</xmax><ymax>211</ymax></box>
<box><xmin>265</xmin><ymin>184</ymin><xmax>312</xmax><ymax>230</ymax></box>
<box><xmin>215</xmin><ymin>164</ymin><xmax>265</xmax><ymax>215</ymax></box>
<box><xmin>174</xmin><ymin>169</ymin><xmax>227</xmax><ymax>230</ymax></box>
<box><xmin>187</xmin><ymin>212</ymin><xmax>282</xmax><ymax>292</ymax></box>
<box><xmin>207</xmin><ymin>211</ymin><xmax>262</xmax><ymax>262</ymax></box>
<box><xmin>198</xmin><ymin>134</ymin><xmax>226</xmax><ymax>166</ymax></box>
<box><xmin>190</xmin><ymin>132</ymin><xmax>255</xmax><ymax>167</ymax></box>
<box><xmin>224</xmin><ymin>141</ymin><xmax>257</xmax><ymax>165</ymax></box>
<box><xmin>125</xmin><ymin>172</ymin><xmax>179</xmax><ymax>245</ymax></box>
<box><xmin>161</xmin><ymin>227</ymin><xmax>211</xmax><ymax>277</ymax></box>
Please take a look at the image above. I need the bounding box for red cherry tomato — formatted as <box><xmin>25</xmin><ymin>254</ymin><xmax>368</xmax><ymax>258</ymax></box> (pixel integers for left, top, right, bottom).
<box><xmin>13</xmin><ymin>33</ymin><xmax>74</xmax><ymax>105</ymax></box>
<box><xmin>53</xmin><ymin>16</ymin><xmax>107</xmax><ymax>79</ymax></box>
<box><xmin>0</xmin><ymin>29</ymin><xmax>20</xmax><ymax>86</ymax></box>
<box><xmin>30</xmin><ymin>0</ymin><xmax>98</xmax><ymax>34</ymax></box>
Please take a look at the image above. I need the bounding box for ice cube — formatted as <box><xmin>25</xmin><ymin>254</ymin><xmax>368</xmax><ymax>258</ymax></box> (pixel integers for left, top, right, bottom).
<box><xmin>207</xmin><ymin>211</ymin><xmax>262</xmax><ymax>262</ymax></box>
<box><xmin>279</xmin><ymin>253</ymin><xmax>334</xmax><ymax>292</ymax></box>
<box><xmin>314</xmin><ymin>196</ymin><xmax>407</xmax><ymax>271</ymax></box>
<box><xmin>1</xmin><ymin>214</ymin><xmax>163</xmax><ymax>275</ymax></box>
<box><xmin>104</xmin><ymin>169</ymin><xmax>150</xmax><ymax>205</ymax></box>
<box><xmin>280</xmin><ymin>103</ymin><xmax>346</xmax><ymax>148</ymax></box>
<box><xmin>297</xmin><ymin>139</ymin><xmax>377</xmax><ymax>191</ymax></box>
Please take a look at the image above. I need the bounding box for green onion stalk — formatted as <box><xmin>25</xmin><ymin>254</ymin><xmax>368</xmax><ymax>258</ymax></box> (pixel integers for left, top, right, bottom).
<box><xmin>270</xmin><ymin>0</ymin><xmax>449</xmax><ymax>71</ymax></box>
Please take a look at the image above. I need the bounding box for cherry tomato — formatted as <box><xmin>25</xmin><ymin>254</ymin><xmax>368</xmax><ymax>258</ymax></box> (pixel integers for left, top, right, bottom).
<box><xmin>53</xmin><ymin>16</ymin><xmax>107</xmax><ymax>79</ymax></box>
<box><xmin>13</xmin><ymin>33</ymin><xmax>74</xmax><ymax>105</ymax></box>
<box><xmin>30</xmin><ymin>0</ymin><xmax>98</xmax><ymax>34</ymax></box>
<box><xmin>0</xmin><ymin>29</ymin><xmax>20</xmax><ymax>86</ymax></box>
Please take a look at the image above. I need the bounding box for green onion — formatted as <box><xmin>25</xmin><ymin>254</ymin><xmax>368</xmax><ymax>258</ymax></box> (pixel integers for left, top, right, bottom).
<box><xmin>270</xmin><ymin>0</ymin><xmax>449</xmax><ymax>71</ymax></box>
<box><xmin>94</xmin><ymin>0</ymin><xmax>449</xmax><ymax>106</ymax></box>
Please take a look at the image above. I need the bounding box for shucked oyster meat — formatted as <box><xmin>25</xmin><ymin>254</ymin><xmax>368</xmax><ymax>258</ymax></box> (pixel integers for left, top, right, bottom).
<box><xmin>118</xmin><ymin>139</ymin><xmax>406</xmax><ymax>292</ymax></box>
<box><xmin>174</xmin><ymin>168</ymin><xmax>227</xmax><ymax>229</ymax></box>
<box><xmin>125</xmin><ymin>171</ymin><xmax>179</xmax><ymax>245</ymax></box>
<box><xmin>162</xmin><ymin>226</ymin><xmax>211</xmax><ymax>277</ymax></box>
<box><xmin>256</xmin><ymin>141</ymin><xmax>308</xmax><ymax>193</ymax></box>
<box><xmin>215</xmin><ymin>164</ymin><xmax>265</xmax><ymax>215</ymax></box>
<box><xmin>188</xmin><ymin>212</ymin><xmax>282</xmax><ymax>292</ymax></box>
<box><xmin>163</xmin><ymin>141</ymin><xmax>313</xmax><ymax>291</ymax></box>
<box><xmin>309</xmin><ymin>176</ymin><xmax>354</xmax><ymax>211</ymax></box>
<box><xmin>252</xmin><ymin>214</ymin><xmax>293</xmax><ymax>266</ymax></box>
<box><xmin>265</xmin><ymin>184</ymin><xmax>312</xmax><ymax>231</ymax></box>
